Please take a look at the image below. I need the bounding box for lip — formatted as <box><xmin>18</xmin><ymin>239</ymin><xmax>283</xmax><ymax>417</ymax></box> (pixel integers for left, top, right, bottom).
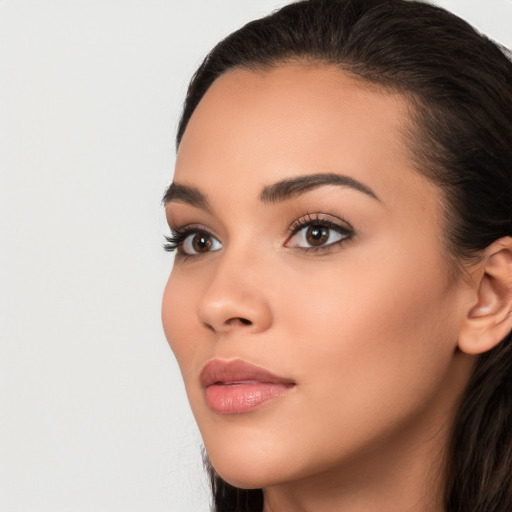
<box><xmin>200</xmin><ymin>359</ymin><xmax>295</xmax><ymax>415</ymax></box>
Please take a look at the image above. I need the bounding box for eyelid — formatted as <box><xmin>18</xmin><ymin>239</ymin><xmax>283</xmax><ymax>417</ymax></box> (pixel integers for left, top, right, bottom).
<box><xmin>285</xmin><ymin>213</ymin><xmax>354</xmax><ymax>250</ymax></box>
<box><xmin>163</xmin><ymin>213</ymin><xmax>353</xmax><ymax>256</ymax></box>
<box><xmin>287</xmin><ymin>213</ymin><xmax>353</xmax><ymax>235</ymax></box>
<box><xmin>163</xmin><ymin>224</ymin><xmax>222</xmax><ymax>257</ymax></box>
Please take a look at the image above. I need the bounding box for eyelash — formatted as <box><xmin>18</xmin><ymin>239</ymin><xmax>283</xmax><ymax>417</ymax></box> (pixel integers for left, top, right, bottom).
<box><xmin>163</xmin><ymin>226</ymin><xmax>209</xmax><ymax>254</ymax></box>
<box><xmin>163</xmin><ymin>214</ymin><xmax>354</xmax><ymax>257</ymax></box>
<box><xmin>286</xmin><ymin>213</ymin><xmax>354</xmax><ymax>253</ymax></box>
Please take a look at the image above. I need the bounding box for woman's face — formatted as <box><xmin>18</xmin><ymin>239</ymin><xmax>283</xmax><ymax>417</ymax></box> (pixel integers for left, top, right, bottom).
<box><xmin>162</xmin><ymin>65</ymin><xmax>473</xmax><ymax>490</ymax></box>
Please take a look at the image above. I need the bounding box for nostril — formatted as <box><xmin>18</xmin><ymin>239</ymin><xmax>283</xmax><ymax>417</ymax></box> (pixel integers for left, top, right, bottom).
<box><xmin>226</xmin><ymin>317</ymin><xmax>253</xmax><ymax>327</ymax></box>
<box><xmin>203</xmin><ymin>322</ymin><xmax>216</xmax><ymax>332</ymax></box>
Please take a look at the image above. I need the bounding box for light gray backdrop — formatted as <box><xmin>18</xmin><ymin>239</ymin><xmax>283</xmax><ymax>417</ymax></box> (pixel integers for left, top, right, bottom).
<box><xmin>1</xmin><ymin>1</ymin><xmax>511</xmax><ymax>511</ymax></box>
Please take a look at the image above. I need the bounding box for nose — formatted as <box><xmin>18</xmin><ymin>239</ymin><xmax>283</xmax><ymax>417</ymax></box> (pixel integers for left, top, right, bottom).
<box><xmin>196</xmin><ymin>254</ymin><xmax>273</xmax><ymax>335</ymax></box>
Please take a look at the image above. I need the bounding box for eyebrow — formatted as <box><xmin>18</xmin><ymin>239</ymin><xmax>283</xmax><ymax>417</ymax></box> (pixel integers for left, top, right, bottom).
<box><xmin>163</xmin><ymin>172</ymin><xmax>379</xmax><ymax>210</ymax></box>
<box><xmin>162</xmin><ymin>182</ymin><xmax>211</xmax><ymax>212</ymax></box>
<box><xmin>259</xmin><ymin>173</ymin><xmax>379</xmax><ymax>203</ymax></box>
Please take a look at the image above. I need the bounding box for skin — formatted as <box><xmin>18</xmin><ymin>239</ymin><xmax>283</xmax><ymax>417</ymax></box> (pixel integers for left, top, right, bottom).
<box><xmin>162</xmin><ymin>65</ymin><xmax>481</xmax><ymax>512</ymax></box>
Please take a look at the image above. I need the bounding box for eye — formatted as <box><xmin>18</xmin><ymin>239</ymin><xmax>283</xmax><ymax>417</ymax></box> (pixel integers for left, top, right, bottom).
<box><xmin>286</xmin><ymin>216</ymin><xmax>353</xmax><ymax>250</ymax></box>
<box><xmin>164</xmin><ymin>228</ymin><xmax>222</xmax><ymax>256</ymax></box>
<box><xmin>182</xmin><ymin>231</ymin><xmax>222</xmax><ymax>255</ymax></box>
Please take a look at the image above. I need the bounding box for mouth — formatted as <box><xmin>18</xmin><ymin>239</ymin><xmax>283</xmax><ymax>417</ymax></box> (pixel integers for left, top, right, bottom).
<box><xmin>200</xmin><ymin>359</ymin><xmax>296</xmax><ymax>415</ymax></box>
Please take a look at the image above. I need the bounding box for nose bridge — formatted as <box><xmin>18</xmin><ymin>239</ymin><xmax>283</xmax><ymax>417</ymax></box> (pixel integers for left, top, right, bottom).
<box><xmin>196</xmin><ymin>243</ymin><xmax>273</xmax><ymax>334</ymax></box>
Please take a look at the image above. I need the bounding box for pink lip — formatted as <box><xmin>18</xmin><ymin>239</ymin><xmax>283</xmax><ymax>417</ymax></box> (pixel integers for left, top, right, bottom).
<box><xmin>200</xmin><ymin>359</ymin><xmax>295</xmax><ymax>415</ymax></box>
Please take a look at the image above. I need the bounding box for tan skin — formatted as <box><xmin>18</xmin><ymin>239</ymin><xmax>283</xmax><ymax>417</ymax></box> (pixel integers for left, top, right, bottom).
<box><xmin>162</xmin><ymin>65</ymin><xmax>512</xmax><ymax>512</ymax></box>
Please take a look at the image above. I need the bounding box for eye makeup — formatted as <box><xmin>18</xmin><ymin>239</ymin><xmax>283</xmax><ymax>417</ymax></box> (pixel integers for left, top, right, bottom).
<box><xmin>164</xmin><ymin>225</ymin><xmax>222</xmax><ymax>257</ymax></box>
<box><xmin>164</xmin><ymin>211</ymin><xmax>355</xmax><ymax>259</ymax></box>
<box><xmin>285</xmin><ymin>213</ymin><xmax>354</xmax><ymax>253</ymax></box>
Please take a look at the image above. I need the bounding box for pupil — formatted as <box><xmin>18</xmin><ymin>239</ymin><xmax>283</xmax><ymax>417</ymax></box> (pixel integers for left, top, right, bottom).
<box><xmin>307</xmin><ymin>225</ymin><xmax>328</xmax><ymax>246</ymax></box>
<box><xmin>193</xmin><ymin>233</ymin><xmax>212</xmax><ymax>252</ymax></box>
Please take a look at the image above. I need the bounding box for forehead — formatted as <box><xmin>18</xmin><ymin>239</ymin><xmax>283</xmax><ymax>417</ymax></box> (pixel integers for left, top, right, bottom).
<box><xmin>174</xmin><ymin>64</ymin><xmax>434</xmax><ymax>212</ymax></box>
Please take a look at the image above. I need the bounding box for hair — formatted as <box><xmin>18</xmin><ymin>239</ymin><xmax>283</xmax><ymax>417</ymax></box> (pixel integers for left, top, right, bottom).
<box><xmin>175</xmin><ymin>1</ymin><xmax>512</xmax><ymax>511</ymax></box>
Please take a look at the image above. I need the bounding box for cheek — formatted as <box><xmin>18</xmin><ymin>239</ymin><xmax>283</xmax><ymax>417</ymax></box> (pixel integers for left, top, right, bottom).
<box><xmin>214</xmin><ymin>250</ymin><xmax>460</xmax><ymax>483</ymax></box>
<box><xmin>274</xmin><ymin>243</ymin><xmax>459</xmax><ymax>420</ymax></box>
<box><xmin>162</xmin><ymin>270</ymin><xmax>202</xmax><ymax>377</ymax></box>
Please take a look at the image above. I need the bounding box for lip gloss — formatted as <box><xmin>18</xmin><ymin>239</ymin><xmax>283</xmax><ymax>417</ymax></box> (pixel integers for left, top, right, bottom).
<box><xmin>200</xmin><ymin>359</ymin><xmax>295</xmax><ymax>414</ymax></box>
<box><xmin>205</xmin><ymin>382</ymin><xmax>292</xmax><ymax>414</ymax></box>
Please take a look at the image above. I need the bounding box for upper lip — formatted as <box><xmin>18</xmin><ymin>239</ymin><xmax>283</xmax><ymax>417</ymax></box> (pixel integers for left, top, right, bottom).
<box><xmin>200</xmin><ymin>359</ymin><xmax>295</xmax><ymax>387</ymax></box>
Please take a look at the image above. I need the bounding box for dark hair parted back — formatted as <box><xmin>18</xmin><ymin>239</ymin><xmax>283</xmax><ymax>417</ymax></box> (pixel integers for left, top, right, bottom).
<box><xmin>176</xmin><ymin>1</ymin><xmax>512</xmax><ymax>511</ymax></box>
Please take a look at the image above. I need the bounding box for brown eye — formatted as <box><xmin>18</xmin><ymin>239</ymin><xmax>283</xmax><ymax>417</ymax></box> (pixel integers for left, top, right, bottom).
<box><xmin>192</xmin><ymin>233</ymin><xmax>212</xmax><ymax>252</ymax></box>
<box><xmin>286</xmin><ymin>219</ymin><xmax>352</xmax><ymax>250</ymax></box>
<box><xmin>182</xmin><ymin>231</ymin><xmax>222</xmax><ymax>255</ymax></box>
<box><xmin>305</xmin><ymin>225</ymin><xmax>329</xmax><ymax>246</ymax></box>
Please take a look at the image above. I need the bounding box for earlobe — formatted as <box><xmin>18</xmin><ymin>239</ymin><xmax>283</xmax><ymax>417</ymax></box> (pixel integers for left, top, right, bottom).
<box><xmin>458</xmin><ymin>237</ymin><xmax>512</xmax><ymax>355</ymax></box>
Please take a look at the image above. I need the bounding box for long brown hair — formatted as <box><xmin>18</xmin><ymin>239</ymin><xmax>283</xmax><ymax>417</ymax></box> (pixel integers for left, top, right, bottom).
<box><xmin>176</xmin><ymin>1</ymin><xmax>512</xmax><ymax>510</ymax></box>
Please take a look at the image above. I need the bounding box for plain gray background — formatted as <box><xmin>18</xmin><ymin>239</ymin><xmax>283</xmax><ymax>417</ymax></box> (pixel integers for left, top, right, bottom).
<box><xmin>1</xmin><ymin>1</ymin><xmax>511</xmax><ymax>511</ymax></box>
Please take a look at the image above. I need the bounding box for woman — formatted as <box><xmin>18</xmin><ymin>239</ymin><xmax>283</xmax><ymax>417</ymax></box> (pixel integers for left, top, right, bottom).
<box><xmin>161</xmin><ymin>0</ymin><xmax>512</xmax><ymax>510</ymax></box>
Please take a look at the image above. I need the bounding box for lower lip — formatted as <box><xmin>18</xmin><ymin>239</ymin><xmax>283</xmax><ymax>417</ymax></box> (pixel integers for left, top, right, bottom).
<box><xmin>205</xmin><ymin>382</ymin><xmax>294</xmax><ymax>414</ymax></box>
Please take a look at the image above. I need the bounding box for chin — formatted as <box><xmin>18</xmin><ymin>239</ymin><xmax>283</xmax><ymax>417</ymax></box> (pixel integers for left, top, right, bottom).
<box><xmin>202</xmin><ymin>426</ymin><xmax>330</xmax><ymax>491</ymax></box>
<box><xmin>191</xmin><ymin>386</ymin><xmax>308</xmax><ymax>488</ymax></box>
<box><xmin>209</xmin><ymin>453</ymin><xmax>288</xmax><ymax>490</ymax></box>
<box><xmin>202</xmin><ymin>437</ymin><xmax>276</xmax><ymax>488</ymax></box>
<box><xmin>199</xmin><ymin>423</ymin><xmax>296</xmax><ymax>489</ymax></box>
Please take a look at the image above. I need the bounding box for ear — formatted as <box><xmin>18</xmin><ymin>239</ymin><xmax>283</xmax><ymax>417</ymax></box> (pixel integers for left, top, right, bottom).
<box><xmin>458</xmin><ymin>237</ymin><xmax>512</xmax><ymax>355</ymax></box>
